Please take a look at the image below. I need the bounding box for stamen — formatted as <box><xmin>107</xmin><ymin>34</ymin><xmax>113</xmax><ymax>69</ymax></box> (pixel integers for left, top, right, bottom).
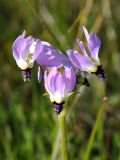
<box><xmin>95</xmin><ymin>65</ymin><xmax>105</xmax><ymax>80</ymax></box>
<box><xmin>25</xmin><ymin>54</ymin><xmax>33</xmax><ymax>63</ymax></box>
<box><xmin>83</xmin><ymin>77</ymin><xmax>90</xmax><ymax>87</ymax></box>
<box><xmin>21</xmin><ymin>69</ymin><xmax>31</xmax><ymax>81</ymax></box>
<box><xmin>53</xmin><ymin>102</ymin><xmax>65</xmax><ymax>115</ymax></box>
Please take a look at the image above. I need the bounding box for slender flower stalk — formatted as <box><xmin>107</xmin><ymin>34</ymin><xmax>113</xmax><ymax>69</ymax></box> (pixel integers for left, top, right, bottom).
<box><xmin>58</xmin><ymin>104</ymin><xmax>68</xmax><ymax>160</ymax></box>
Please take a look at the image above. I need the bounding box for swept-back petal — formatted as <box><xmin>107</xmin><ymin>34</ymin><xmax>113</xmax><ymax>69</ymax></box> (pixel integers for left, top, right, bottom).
<box><xmin>44</xmin><ymin>67</ymin><xmax>58</xmax><ymax>95</ymax></box>
<box><xmin>21</xmin><ymin>36</ymin><xmax>34</xmax><ymax>59</ymax></box>
<box><xmin>77</xmin><ymin>39</ymin><xmax>88</xmax><ymax>56</ymax></box>
<box><xmin>74</xmin><ymin>53</ymin><xmax>95</xmax><ymax>73</ymax></box>
<box><xmin>67</xmin><ymin>49</ymin><xmax>94</xmax><ymax>72</ymax></box>
<box><xmin>83</xmin><ymin>26</ymin><xmax>90</xmax><ymax>41</ymax></box>
<box><xmin>53</xmin><ymin>72</ymin><xmax>66</xmax><ymax>103</ymax></box>
<box><xmin>83</xmin><ymin>26</ymin><xmax>101</xmax><ymax>62</ymax></box>
<box><xmin>12</xmin><ymin>31</ymin><xmax>26</xmax><ymax>60</ymax></box>
<box><xmin>88</xmin><ymin>33</ymin><xmax>101</xmax><ymax>60</ymax></box>
<box><xmin>37</xmin><ymin>41</ymin><xmax>71</xmax><ymax>68</ymax></box>
<box><xmin>64</xmin><ymin>67</ymin><xmax>76</xmax><ymax>94</ymax></box>
<box><xmin>67</xmin><ymin>50</ymin><xmax>82</xmax><ymax>70</ymax></box>
<box><xmin>32</xmin><ymin>39</ymin><xmax>42</xmax><ymax>62</ymax></box>
<box><xmin>54</xmin><ymin>72</ymin><xmax>65</xmax><ymax>95</ymax></box>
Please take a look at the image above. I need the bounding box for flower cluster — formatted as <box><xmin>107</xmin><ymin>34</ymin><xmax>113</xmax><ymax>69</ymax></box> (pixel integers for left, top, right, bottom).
<box><xmin>12</xmin><ymin>27</ymin><xmax>105</xmax><ymax>114</ymax></box>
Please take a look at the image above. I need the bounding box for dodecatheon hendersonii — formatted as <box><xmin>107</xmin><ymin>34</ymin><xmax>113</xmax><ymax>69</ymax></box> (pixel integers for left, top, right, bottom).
<box><xmin>12</xmin><ymin>31</ymin><xmax>40</xmax><ymax>81</ymax></box>
<box><xmin>44</xmin><ymin>66</ymin><xmax>76</xmax><ymax>115</ymax></box>
<box><xmin>67</xmin><ymin>26</ymin><xmax>105</xmax><ymax>85</ymax></box>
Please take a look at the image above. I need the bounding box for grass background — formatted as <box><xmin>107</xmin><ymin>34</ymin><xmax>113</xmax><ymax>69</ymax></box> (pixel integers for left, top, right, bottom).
<box><xmin>0</xmin><ymin>0</ymin><xmax>120</xmax><ymax>159</ymax></box>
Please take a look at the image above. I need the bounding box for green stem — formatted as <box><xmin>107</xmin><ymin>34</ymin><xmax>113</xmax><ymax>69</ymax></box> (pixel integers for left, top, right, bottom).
<box><xmin>58</xmin><ymin>107</ymin><xmax>68</xmax><ymax>160</ymax></box>
<box><xmin>84</xmin><ymin>97</ymin><xmax>107</xmax><ymax>160</ymax></box>
<box><xmin>51</xmin><ymin>128</ymin><xmax>60</xmax><ymax>160</ymax></box>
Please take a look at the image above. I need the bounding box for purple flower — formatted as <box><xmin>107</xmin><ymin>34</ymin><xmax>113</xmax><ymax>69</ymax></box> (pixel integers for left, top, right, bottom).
<box><xmin>44</xmin><ymin>66</ymin><xmax>76</xmax><ymax>109</ymax></box>
<box><xmin>12</xmin><ymin>31</ymin><xmax>40</xmax><ymax>81</ymax></box>
<box><xmin>67</xmin><ymin>27</ymin><xmax>105</xmax><ymax>79</ymax></box>
<box><xmin>36</xmin><ymin>40</ymin><xmax>73</xmax><ymax>84</ymax></box>
<box><xmin>36</xmin><ymin>41</ymin><xmax>71</xmax><ymax>68</ymax></box>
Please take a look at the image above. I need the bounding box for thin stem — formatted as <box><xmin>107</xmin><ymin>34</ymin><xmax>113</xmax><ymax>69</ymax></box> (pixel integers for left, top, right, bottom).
<box><xmin>84</xmin><ymin>97</ymin><xmax>108</xmax><ymax>160</ymax></box>
<box><xmin>58</xmin><ymin>106</ymin><xmax>68</xmax><ymax>160</ymax></box>
<box><xmin>51</xmin><ymin>129</ymin><xmax>61</xmax><ymax>160</ymax></box>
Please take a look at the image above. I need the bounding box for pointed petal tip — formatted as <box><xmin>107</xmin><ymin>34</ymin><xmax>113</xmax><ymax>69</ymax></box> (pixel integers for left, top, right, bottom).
<box><xmin>82</xmin><ymin>26</ymin><xmax>88</xmax><ymax>31</ymax></box>
<box><xmin>36</xmin><ymin>39</ymin><xmax>41</xmax><ymax>43</ymax></box>
<box><xmin>82</xmin><ymin>25</ymin><xmax>86</xmax><ymax>30</ymax></box>
<box><xmin>76</xmin><ymin>38</ymin><xmax>80</xmax><ymax>44</ymax></box>
<box><xmin>66</xmin><ymin>49</ymin><xmax>72</xmax><ymax>56</ymax></box>
<box><xmin>42</xmin><ymin>41</ymin><xmax>51</xmax><ymax>46</ymax></box>
<box><xmin>83</xmin><ymin>26</ymin><xmax>90</xmax><ymax>41</ymax></box>
<box><xmin>77</xmin><ymin>39</ymin><xmax>83</xmax><ymax>45</ymax></box>
<box><xmin>22</xmin><ymin>30</ymin><xmax>26</xmax><ymax>37</ymax></box>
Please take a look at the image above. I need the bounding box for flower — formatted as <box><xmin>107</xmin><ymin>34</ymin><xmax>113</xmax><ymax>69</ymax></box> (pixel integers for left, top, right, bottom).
<box><xmin>12</xmin><ymin>31</ymin><xmax>40</xmax><ymax>81</ymax></box>
<box><xmin>44</xmin><ymin>66</ymin><xmax>76</xmax><ymax>114</ymax></box>
<box><xmin>67</xmin><ymin>26</ymin><xmax>105</xmax><ymax>79</ymax></box>
<box><xmin>36</xmin><ymin>40</ymin><xmax>72</xmax><ymax>85</ymax></box>
<box><xmin>36</xmin><ymin>41</ymin><xmax>71</xmax><ymax>68</ymax></box>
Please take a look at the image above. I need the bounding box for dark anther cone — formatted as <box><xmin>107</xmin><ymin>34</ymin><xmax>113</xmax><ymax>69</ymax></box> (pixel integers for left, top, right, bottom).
<box><xmin>21</xmin><ymin>69</ymin><xmax>31</xmax><ymax>81</ymax></box>
<box><xmin>95</xmin><ymin>65</ymin><xmax>105</xmax><ymax>80</ymax></box>
<box><xmin>83</xmin><ymin>77</ymin><xmax>90</xmax><ymax>87</ymax></box>
<box><xmin>53</xmin><ymin>102</ymin><xmax>65</xmax><ymax>115</ymax></box>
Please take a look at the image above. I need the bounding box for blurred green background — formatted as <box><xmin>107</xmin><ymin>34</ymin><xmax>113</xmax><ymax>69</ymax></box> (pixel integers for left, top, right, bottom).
<box><xmin>0</xmin><ymin>0</ymin><xmax>120</xmax><ymax>159</ymax></box>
